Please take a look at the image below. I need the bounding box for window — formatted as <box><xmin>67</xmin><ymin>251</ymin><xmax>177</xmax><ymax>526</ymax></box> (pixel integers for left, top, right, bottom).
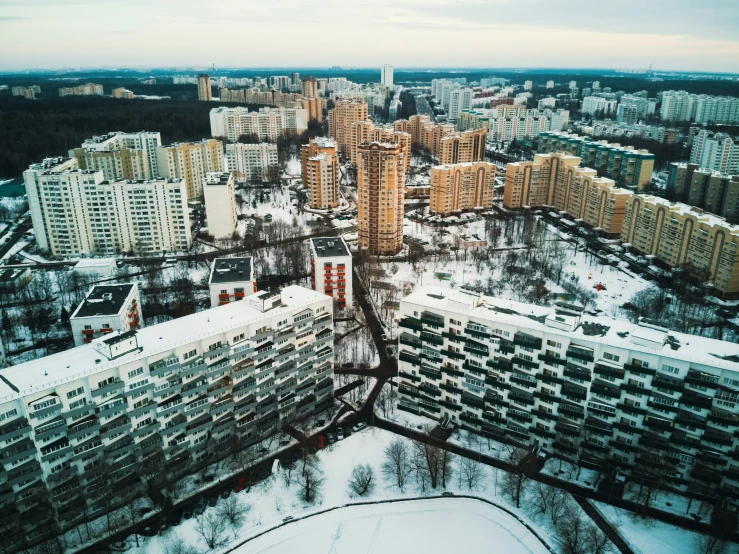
<box><xmin>547</xmin><ymin>340</ymin><xmax>561</xmax><ymax>348</ymax></box>
<box><xmin>603</xmin><ymin>352</ymin><xmax>620</xmax><ymax>362</ymax></box>
<box><xmin>84</xmin><ymin>325</ymin><xmax>92</xmax><ymax>330</ymax></box>
<box><xmin>69</xmin><ymin>398</ymin><xmax>87</xmax><ymax>410</ymax></box>
<box><xmin>66</xmin><ymin>387</ymin><xmax>84</xmax><ymax>400</ymax></box>
<box><xmin>183</xmin><ymin>349</ymin><xmax>197</xmax><ymax>360</ymax></box>
<box><xmin>128</xmin><ymin>367</ymin><xmax>144</xmax><ymax>379</ymax></box>
<box><xmin>661</xmin><ymin>364</ymin><xmax>680</xmax><ymax>375</ymax></box>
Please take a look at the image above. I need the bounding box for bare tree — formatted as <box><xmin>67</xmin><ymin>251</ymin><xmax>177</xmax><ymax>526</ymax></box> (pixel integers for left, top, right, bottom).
<box><xmin>382</xmin><ymin>438</ymin><xmax>413</xmax><ymax>490</ymax></box>
<box><xmin>121</xmin><ymin>488</ymin><xmax>144</xmax><ymax>548</ymax></box>
<box><xmin>217</xmin><ymin>495</ymin><xmax>249</xmax><ymax>530</ymax></box>
<box><xmin>694</xmin><ymin>534</ymin><xmax>729</xmax><ymax>554</ymax></box>
<box><xmin>165</xmin><ymin>533</ymin><xmax>199</xmax><ymax>554</ymax></box>
<box><xmin>556</xmin><ymin>505</ymin><xmax>612</xmax><ymax>554</ymax></box>
<box><xmin>195</xmin><ymin>513</ymin><xmax>228</xmax><ymax>549</ymax></box>
<box><xmin>348</xmin><ymin>464</ymin><xmax>375</xmax><ymax>497</ymax></box>
<box><xmin>298</xmin><ymin>467</ymin><xmax>325</xmax><ymax>503</ymax></box>
<box><xmin>500</xmin><ymin>448</ymin><xmax>530</xmax><ymax>508</ymax></box>
<box><xmin>528</xmin><ymin>483</ymin><xmax>570</xmax><ymax>526</ymax></box>
<box><xmin>458</xmin><ymin>456</ymin><xmax>485</xmax><ymax>491</ymax></box>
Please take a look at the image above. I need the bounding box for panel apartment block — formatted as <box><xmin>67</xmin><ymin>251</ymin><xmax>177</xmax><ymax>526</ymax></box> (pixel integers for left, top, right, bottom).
<box><xmin>397</xmin><ymin>287</ymin><xmax>739</xmax><ymax>505</ymax></box>
<box><xmin>23</xmin><ymin>158</ymin><xmax>191</xmax><ymax>256</ymax></box>
<box><xmin>208</xmin><ymin>257</ymin><xmax>258</xmax><ymax>308</ymax></box>
<box><xmin>429</xmin><ymin>162</ymin><xmax>496</xmax><ymax>217</ymax></box>
<box><xmin>0</xmin><ymin>286</ymin><xmax>334</xmax><ymax>540</ymax></box>
<box><xmin>301</xmin><ymin>139</ymin><xmax>339</xmax><ymax>210</ymax></box>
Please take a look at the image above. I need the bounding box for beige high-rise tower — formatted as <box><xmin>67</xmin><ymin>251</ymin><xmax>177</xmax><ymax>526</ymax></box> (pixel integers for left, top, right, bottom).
<box><xmin>198</xmin><ymin>74</ymin><xmax>213</xmax><ymax>101</ymax></box>
<box><xmin>301</xmin><ymin>78</ymin><xmax>318</xmax><ymax>98</ymax></box>
<box><xmin>157</xmin><ymin>139</ymin><xmax>224</xmax><ymax>200</ymax></box>
<box><xmin>430</xmin><ymin>162</ymin><xmax>496</xmax><ymax>216</ymax></box>
<box><xmin>301</xmin><ymin>138</ymin><xmax>340</xmax><ymax>210</ymax></box>
<box><xmin>328</xmin><ymin>99</ymin><xmax>369</xmax><ymax>158</ymax></box>
<box><xmin>357</xmin><ymin>141</ymin><xmax>406</xmax><ymax>255</ymax></box>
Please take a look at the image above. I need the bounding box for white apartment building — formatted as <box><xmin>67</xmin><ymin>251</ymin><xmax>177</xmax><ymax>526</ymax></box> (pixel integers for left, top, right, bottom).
<box><xmin>23</xmin><ymin>158</ymin><xmax>191</xmax><ymax>256</ymax></box>
<box><xmin>447</xmin><ymin>89</ymin><xmax>473</xmax><ymax>122</ymax></box>
<box><xmin>210</xmin><ymin>107</ymin><xmax>308</xmax><ymax>142</ymax></box>
<box><xmin>69</xmin><ymin>132</ymin><xmax>163</xmax><ymax>180</ymax></box>
<box><xmin>203</xmin><ymin>172</ymin><xmax>237</xmax><ymax>239</ymax></box>
<box><xmin>156</xmin><ymin>140</ymin><xmax>224</xmax><ymax>200</ymax></box>
<box><xmin>660</xmin><ymin>91</ymin><xmax>697</xmax><ymax>122</ymax></box>
<box><xmin>690</xmin><ymin>131</ymin><xmax>739</xmax><ymax>175</ymax></box>
<box><xmin>487</xmin><ymin>109</ymin><xmax>569</xmax><ymax>143</ymax></box>
<box><xmin>0</xmin><ymin>286</ymin><xmax>334</xmax><ymax>542</ymax></box>
<box><xmin>70</xmin><ymin>284</ymin><xmax>142</xmax><ymax>346</ymax></box>
<box><xmin>538</xmin><ymin>98</ymin><xmax>556</xmax><ymax>110</ymax></box>
<box><xmin>617</xmin><ymin>104</ymin><xmax>639</xmax><ymax>125</ymax></box>
<box><xmin>208</xmin><ymin>257</ymin><xmax>257</xmax><ymax>307</ymax></box>
<box><xmin>397</xmin><ymin>287</ymin><xmax>739</xmax><ymax>503</ymax></box>
<box><xmin>694</xmin><ymin>95</ymin><xmax>739</xmax><ymax>125</ymax></box>
<box><xmin>309</xmin><ymin>237</ymin><xmax>352</xmax><ymax>310</ymax></box>
<box><xmin>546</xmin><ymin>80</ymin><xmax>555</xmax><ymax>89</ymax></box>
<box><xmin>381</xmin><ymin>64</ymin><xmax>394</xmax><ymax>88</ymax></box>
<box><xmin>524</xmin><ymin>81</ymin><xmax>533</xmax><ymax>91</ymax></box>
<box><xmin>619</xmin><ymin>94</ymin><xmax>651</xmax><ymax>120</ymax></box>
<box><xmin>582</xmin><ymin>96</ymin><xmax>617</xmax><ymax>117</ymax></box>
<box><xmin>225</xmin><ymin>143</ymin><xmax>279</xmax><ymax>182</ymax></box>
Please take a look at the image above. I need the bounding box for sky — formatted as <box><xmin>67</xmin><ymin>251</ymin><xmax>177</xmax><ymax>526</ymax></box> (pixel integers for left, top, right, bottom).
<box><xmin>1</xmin><ymin>0</ymin><xmax>739</xmax><ymax>73</ymax></box>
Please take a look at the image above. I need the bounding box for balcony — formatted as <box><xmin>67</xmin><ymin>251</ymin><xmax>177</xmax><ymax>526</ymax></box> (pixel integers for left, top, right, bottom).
<box><xmin>513</xmin><ymin>332</ymin><xmax>542</xmax><ymax>350</ymax></box>
<box><xmin>594</xmin><ymin>363</ymin><xmax>625</xmax><ymax>380</ymax></box>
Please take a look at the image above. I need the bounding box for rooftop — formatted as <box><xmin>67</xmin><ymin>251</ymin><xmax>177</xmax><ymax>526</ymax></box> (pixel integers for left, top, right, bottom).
<box><xmin>311</xmin><ymin>137</ymin><xmax>336</xmax><ymax>148</ymax></box>
<box><xmin>0</xmin><ymin>286</ymin><xmax>327</xmax><ymax>399</ymax></box>
<box><xmin>71</xmin><ymin>284</ymin><xmax>135</xmax><ymax>319</ymax></box>
<box><xmin>402</xmin><ymin>286</ymin><xmax>739</xmax><ymax>373</ymax></box>
<box><xmin>637</xmin><ymin>196</ymin><xmax>739</xmax><ymax>231</ymax></box>
<box><xmin>204</xmin><ymin>172</ymin><xmax>232</xmax><ymax>186</ymax></box>
<box><xmin>311</xmin><ymin>237</ymin><xmax>350</xmax><ymax>258</ymax></box>
<box><xmin>74</xmin><ymin>258</ymin><xmax>116</xmax><ymax>270</ymax></box>
<box><xmin>209</xmin><ymin>257</ymin><xmax>254</xmax><ymax>284</ymax></box>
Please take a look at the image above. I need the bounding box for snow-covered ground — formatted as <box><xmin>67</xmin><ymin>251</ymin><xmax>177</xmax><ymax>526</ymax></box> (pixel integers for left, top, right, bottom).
<box><xmin>242</xmin><ymin>497</ymin><xmax>550</xmax><ymax>554</ymax></box>
<box><xmin>120</xmin><ymin>428</ymin><xmax>565</xmax><ymax>554</ymax></box>
<box><xmin>593</xmin><ymin>502</ymin><xmax>734</xmax><ymax>554</ymax></box>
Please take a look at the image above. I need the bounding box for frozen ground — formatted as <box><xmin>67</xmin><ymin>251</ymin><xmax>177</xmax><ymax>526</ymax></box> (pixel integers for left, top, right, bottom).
<box><xmin>593</xmin><ymin>502</ymin><xmax>737</xmax><ymax>554</ymax></box>
<box><xmin>242</xmin><ymin>497</ymin><xmax>550</xmax><ymax>554</ymax></box>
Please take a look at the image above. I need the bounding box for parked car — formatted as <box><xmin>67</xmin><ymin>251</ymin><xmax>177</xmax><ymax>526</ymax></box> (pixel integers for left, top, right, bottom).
<box><xmin>336</xmin><ymin>427</ymin><xmax>345</xmax><ymax>440</ymax></box>
<box><xmin>386</xmin><ymin>345</ymin><xmax>396</xmax><ymax>357</ymax></box>
<box><xmin>109</xmin><ymin>542</ymin><xmax>129</xmax><ymax>552</ymax></box>
<box><xmin>380</xmin><ymin>333</ymin><xmax>388</xmax><ymax>342</ymax></box>
<box><xmin>441</xmin><ymin>491</ymin><xmax>454</xmax><ymax>497</ymax></box>
<box><xmin>207</xmin><ymin>496</ymin><xmax>218</xmax><ymax>507</ymax></box>
<box><xmin>235</xmin><ymin>477</ymin><xmax>247</xmax><ymax>492</ymax></box>
<box><xmin>326</xmin><ymin>432</ymin><xmax>336</xmax><ymax>444</ymax></box>
<box><xmin>183</xmin><ymin>511</ymin><xmax>193</xmax><ymax>520</ymax></box>
<box><xmin>352</xmin><ymin>422</ymin><xmax>367</xmax><ymax>433</ymax></box>
<box><xmin>283</xmin><ymin>516</ymin><xmax>294</xmax><ymax>523</ymax></box>
<box><xmin>195</xmin><ymin>498</ymin><xmax>206</xmax><ymax>514</ymax></box>
<box><xmin>220</xmin><ymin>490</ymin><xmax>231</xmax><ymax>499</ymax></box>
<box><xmin>317</xmin><ymin>435</ymin><xmax>325</xmax><ymax>449</ymax></box>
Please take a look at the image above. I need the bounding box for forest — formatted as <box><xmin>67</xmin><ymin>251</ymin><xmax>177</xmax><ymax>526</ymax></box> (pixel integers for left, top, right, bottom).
<box><xmin>0</xmin><ymin>96</ymin><xmax>264</xmax><ymax>178</ymax></box>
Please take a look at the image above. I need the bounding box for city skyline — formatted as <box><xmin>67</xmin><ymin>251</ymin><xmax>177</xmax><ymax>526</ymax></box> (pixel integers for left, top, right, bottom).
<box><xmin>1</xmin><ymin>0</ymin><xmax>739</xmax><ymax>72</ymax></box>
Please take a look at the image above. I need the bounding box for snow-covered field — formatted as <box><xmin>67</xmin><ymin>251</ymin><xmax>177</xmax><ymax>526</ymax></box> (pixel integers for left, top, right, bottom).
<box><xmin>122</xmin><ymin>428</ymin><xmax>561</xmax><ymax>554</ymax></box>
<box><xmin>242</xmin><ymin>497</ymin><xmax>550</xmax><ymax>554</ymax></box>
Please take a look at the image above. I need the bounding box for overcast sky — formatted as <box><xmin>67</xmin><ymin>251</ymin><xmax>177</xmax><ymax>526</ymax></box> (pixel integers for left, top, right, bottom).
<box><xmin>1</xmin><ymin>0</ymin><xmax>739</xmax><ymax>72</ymax></box>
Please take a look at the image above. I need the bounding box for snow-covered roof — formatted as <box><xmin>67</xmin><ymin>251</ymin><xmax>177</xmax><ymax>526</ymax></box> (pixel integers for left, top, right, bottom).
<box><xmin>0</xmin><ymin>286</ymin><xmax>329</xmax><ymax>401</ymax></box>
<box><xmin>74</xmin><ymin>258</ymin><xmax>116</xmax><ymax>269</ymax></box>
<box><xmin>401</xmin><ymin>287</ymin><xmax>739</xmax><ymax>373</ymax></box>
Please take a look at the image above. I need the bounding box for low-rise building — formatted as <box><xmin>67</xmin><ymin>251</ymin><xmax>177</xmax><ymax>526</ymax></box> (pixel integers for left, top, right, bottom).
<box><xmin>208</xmin><ymin>257</ymin><xmax>257</xmax><ymax>307</ymax></box>
<box><xmin>0</xmin><ymin>268</ymin><xmax>32</xmax><ymax>296</ymax></box>
<box><xmin>112</xmin><ymin>88</ymin><xmax>134</xmax><ymax>99</ymax></box>
<box><xmin>73</xmin><ymin>258</ymin><xmax>118</xmax><ymax>279</ymax></box>
<box><xmin>309</xmin><ymin>237</ymin><xmax>352</xmax><ymax>310</ymax></box>
<box><xmin>70</xmin><ymin>283</ymin><xmax>142</xmax><ymax>346</ymax></box>
<box><xmin>203</xmin><ymin>172</ymin><xmax>237</xmax><ymax>239</ymax></box>
<box><xmin>397</xmin><ymin>286</ymin><xmax>739</xmax><ymax>504</ymax></box>
<box><xmin>58</xmin><ymin>83</ymin><xmax>104</xmax><ymax>97</ymax></box>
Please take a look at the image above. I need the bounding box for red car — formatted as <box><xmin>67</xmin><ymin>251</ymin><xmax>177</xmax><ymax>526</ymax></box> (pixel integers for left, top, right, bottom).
<box><xmin>234</xmin><ymin>477</ymin><xmax>247</xmax><ymax>492</ymax></box>
<box><xmin>317</xmin><ymin>435</ymin><xmax>325</xmax><ymax>449</ymax></box>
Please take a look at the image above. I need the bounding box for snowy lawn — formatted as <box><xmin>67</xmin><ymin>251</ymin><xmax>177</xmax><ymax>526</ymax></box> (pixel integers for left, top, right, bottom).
<box><xmin>242</xmin><ymin>497</ymin><xmax>550</xmax><ymax>554</ymax></box>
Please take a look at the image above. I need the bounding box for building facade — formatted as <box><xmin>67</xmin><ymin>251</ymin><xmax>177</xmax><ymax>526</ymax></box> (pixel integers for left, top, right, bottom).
<box><xmin>157</xmin><ymin>140</ymin><xmax>224</xmax><ymax>200</ymax></box>
<box><xmin>357</xmin><ymin>142</ymin><xmax>406</xmax><ymax>255</ymax></box>
<box><xmin>381</xmin><ymin>65</ymin><xmax>394</xmax><ymax>88</ymax></box>
<box><xmin>690</xmin><ymin>131</ymin><xmax>739</xmax><ymax>175</ymax></box>
<box><xmin>69</xmin><ymin>132</ymin><xmax>163</xmax><ymax>182</ymax></box>
<box><xmin>210</xmin><ymin>107</ymin><xmax>308</xmax><ymax>143</ymax></box>
<box><xmin>621</xmin><ymin>196</ymin><xmax>739</xmax><ymax>296</ymax></box>
<box><xmin>203</xmin><ymin>172</ymin><xmax>237</xmax><ymax>239</ymax></box>
<box><xmin>70</xmin><ymin>284</ymin><xmax>142</xmax><ymax>346</ymax></box>
<box><xmin>0</xmin><ymin>286</ymin><xmax>334</xmax><ymax>543</ymax></box>
<box><xmin>301</xmin><ymin>139</ymin><xmax>339</xmax><ymax>210</ymax></box>
<box><xmin>667</xmin><ymin>163</ymin><xmax>739</xmax><ymax>224</ymax></box>
<box><xmin>58</xmin><ymin>83</ymin><xmax>103</xmax><ymax>97</ymax></box>
<box><xmin>327</xmin><ymin>99</ymin><xmax>369</xmax><ymax>159</ymax></box>
<box><xmin>207</xmin><ymin>257</ymin><xmax>257</xmax><ymax>307</ymax></box>
<box><xmin>225</xmin><ymin>143</ymin><xmax>278</xmax><ymax>183</ymax></box>
<box><xmin>438</xmin><ymin>129</ymin><xmax>488</xmax><ymax>165</ymax></box>
<box><xmin>504</xmin><ymin>154</ymin><xmax>633</xmax><ymax>238</ymax></box>
<box><xmin>24</xmin><ymin>158</ymin><xmax>191</xmax><ymax>256</ymax></box>
<box><xmin>429</xmin><ymin>162</ymin><xmax>496</xmax><ymax>216</ymax></box>
<box><xmin>397</xmin><ymin>287</ymin><xmax>739</xmax><ymax>505</ymax></box>
<box><xmin>198</xmin><ymin>74</ymin><xmax>212</xmax><ymax>101</ymax></box>
<box><xmin>537</xmin><ymin>132</ymin><xmax>654</xmax><ymax>191</ymax></box>
<box><xmin>309</xmin><ymin>237</ymin><xmax>352</xmax><ymax>310</ymax></box>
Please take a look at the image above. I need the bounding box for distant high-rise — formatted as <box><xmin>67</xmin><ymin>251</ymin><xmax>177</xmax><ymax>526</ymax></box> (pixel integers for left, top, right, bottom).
<box><xmin>546</xmin><ymin>80</ymin><xmax>555</xmax><ymax>89</ymax></box>
<box><xmin>291</xmin><ymin>72</ymin><xmax>301</xmax><ymax>87</ymax></box>
<box><xmin>302</xmin><ymin>77</ymin><xmax>318</xmax><ymax>98</ymax></box>
<box><xmin>357</xmin><ymin>141</ymin><xmax>406</xmax><ymax>255</ymax></box>
<box><xmin>157</xmin><ymin>139</ymin><xmax>225</xmax><ymax>200</ymax></box>
<box><xmin>524</xmin><ymin>80</ymin><xmax>533</xmax><ymax>91</ymax></box>
<box><xmin>198</xmin><ymin>74</ymin><xmax>213</xmax><ymax>101</ymax></box>
<box><xmin>381</xmin><ymin>64</ymin><xmax>394</xmax><ymax>88</ymax></box>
